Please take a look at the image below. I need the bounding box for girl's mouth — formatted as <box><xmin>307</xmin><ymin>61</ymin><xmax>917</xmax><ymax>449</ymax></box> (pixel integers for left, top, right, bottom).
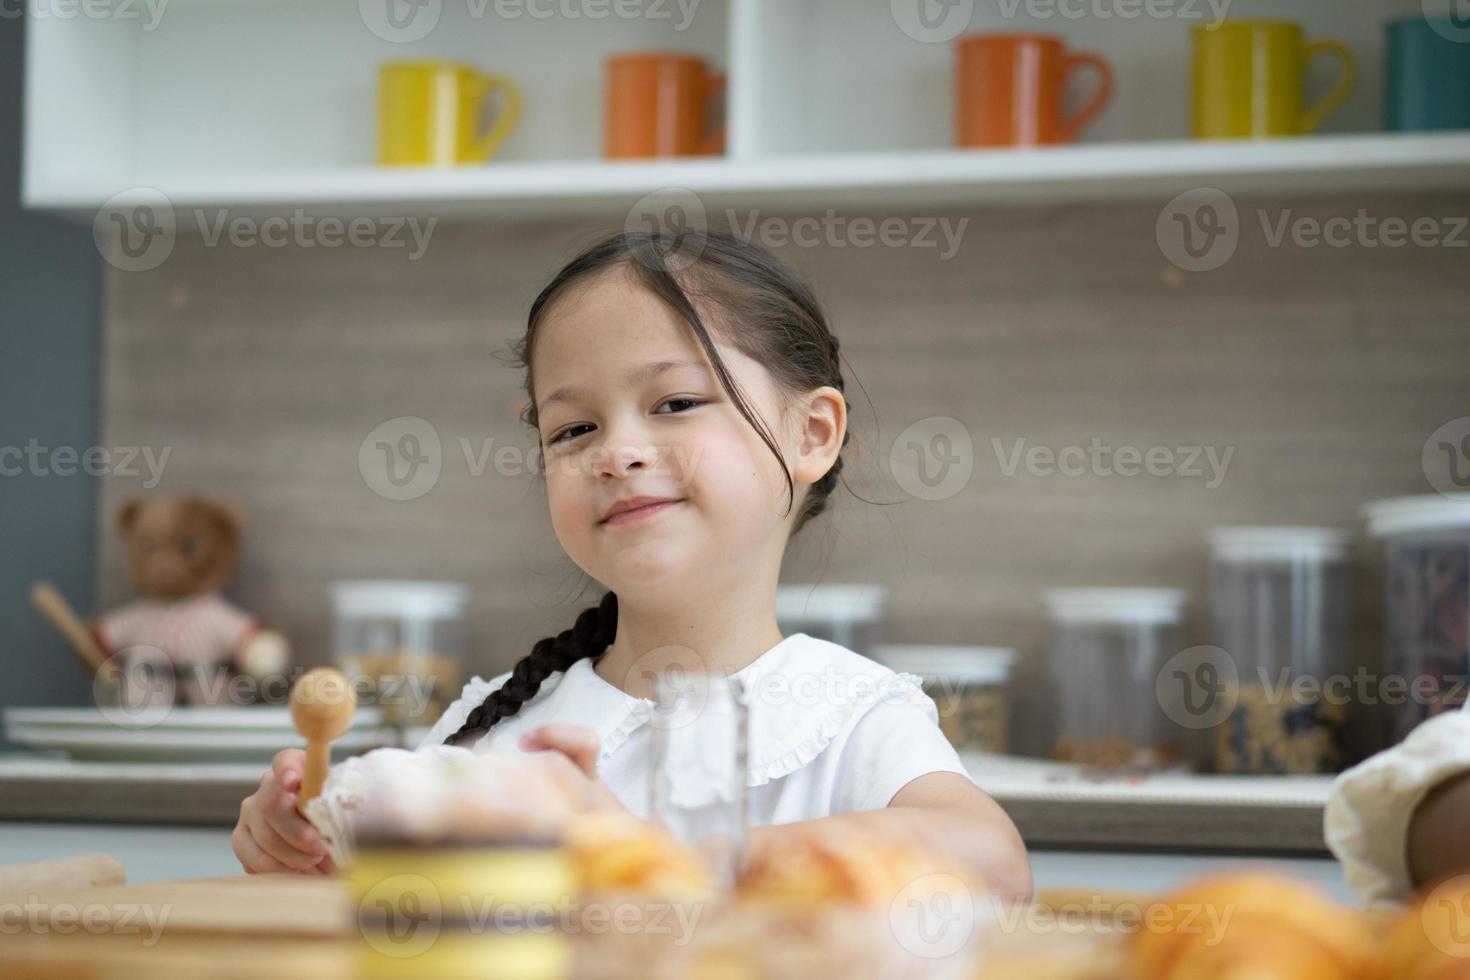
<box><xmin>601</xmin><ymin>499</ymin><xmax>683</xmax><ymax>527</ymax></box>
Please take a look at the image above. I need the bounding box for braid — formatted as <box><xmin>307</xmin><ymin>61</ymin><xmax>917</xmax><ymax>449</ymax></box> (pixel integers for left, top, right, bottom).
<box><xmin>443</xmin><ymin>591</ymin><xmax>619</xmax><ymax>747</ymax></box>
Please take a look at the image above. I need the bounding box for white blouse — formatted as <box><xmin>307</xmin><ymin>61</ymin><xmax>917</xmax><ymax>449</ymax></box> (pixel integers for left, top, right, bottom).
<box><xmin>1325</xmin><ymin>700</ymin><xmax>1470</xmax><ymax>908</ymax></box>
<box><xmin>417</xmin><ymin>632</ymin><xmax>974</xmax><ymax>829</ymax></box>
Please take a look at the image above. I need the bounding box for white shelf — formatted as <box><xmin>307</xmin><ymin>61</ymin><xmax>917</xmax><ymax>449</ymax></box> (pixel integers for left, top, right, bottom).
<box><xmin>24</xmin><ymin>0</ymin><xmax>1466</xmax><ymax>221</ymax></box>
<box><xmin>30</xmin><ymin>133</ymin><xmax>1470</xmax><ymax>222</ymax></box>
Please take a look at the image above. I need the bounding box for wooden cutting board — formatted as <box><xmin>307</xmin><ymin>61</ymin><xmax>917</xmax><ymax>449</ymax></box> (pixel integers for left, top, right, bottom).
<box><xmin>2</xmin><ymin>874</ymin><xmax>353</xmax><ymax>979</ymax></box>
<box><xmin>3</xmin><ymin>873</ymin><xmax>350</xmax><ymax>937</ymax></box>
<box><xmin>2</xmin><ymin>874</ymin><xmax>1137</xmax><ymax>979</ymax></box>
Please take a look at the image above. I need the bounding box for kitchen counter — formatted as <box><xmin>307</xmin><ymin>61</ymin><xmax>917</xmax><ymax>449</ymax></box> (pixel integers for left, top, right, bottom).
<box><xmin>0</xmin><ymin>751</ymin><xmax>1335</xmax><ymax>854</ymax></box>
<box><xmin>962</xmin><ymin>752</ymin><xmax>1334</xmax><ymax>853</ymax></box>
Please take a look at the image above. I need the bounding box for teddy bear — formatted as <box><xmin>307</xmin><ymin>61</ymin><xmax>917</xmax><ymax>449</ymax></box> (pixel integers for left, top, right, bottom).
<box><xmin>33</xmin><ymin>496</ymin><xmax>290</xmax><ymax>708</ymax></box>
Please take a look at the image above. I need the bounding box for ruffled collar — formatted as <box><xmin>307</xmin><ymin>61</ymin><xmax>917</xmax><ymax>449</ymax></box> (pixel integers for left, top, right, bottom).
<box><xmin>522</xmin><ymin>632</ymin><xmax>926</xmax><ymax>788</ymax></box>
<box><xmin>502</xmin><ymin>654</ymin><xmax>653</xmax><ymax>767</ymax></box>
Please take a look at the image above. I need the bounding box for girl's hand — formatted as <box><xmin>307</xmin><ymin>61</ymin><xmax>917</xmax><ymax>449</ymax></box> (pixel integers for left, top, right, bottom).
<box><xmin>517</xmin><ymin>724</ymin><xmax>632</xmax><ymax>816</ymax></box>
<box><xmin>232</xmin><ymin>748</ymin><xmax>335</xmax><ymax>875</ymax></box>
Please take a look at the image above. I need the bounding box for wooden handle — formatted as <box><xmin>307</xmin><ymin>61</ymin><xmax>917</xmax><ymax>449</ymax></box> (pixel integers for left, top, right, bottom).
<box><xmin>290</xmin><ymin>668</ymin><xmax>356</xmax><ymax>816</ymax></box>
<box><xmin>0</xmin><ymin>853</ymin><xmax>126</xmax><ymax>896</ymax></box>
<box><xmin>30</xmin><ymin>581</ymin><xmax>113</xmax><ymax>678</ymax></box>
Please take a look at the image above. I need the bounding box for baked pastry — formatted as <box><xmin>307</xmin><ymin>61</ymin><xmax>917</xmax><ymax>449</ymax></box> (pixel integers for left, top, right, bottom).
<box><xmin>304</xmin><ymin>744</ymin><xmax>593</xmax><ymax>867</ymax></box>
<box><xmin>561</xmin><ymin>811</ymin><xmax>716</xmax><ymax>980</ymax></box>
<box><xmin>691</xmin><ymin>824</ymin><xmax>983</xmax><ymax>980</ymax></box>
<box><xmin>562</xmin><ymin>809</ymin><xmax>714</xmax><ymax>900</ymax></box>
<box><xmin>1375</xmin><ymin>876</ymin><xmax>1470</xmax><ymax>980</ymax></box>
<box><xmin>735</xmin><ymin>821</ymin><xmax>969</xmax><ymax>908</ymax></box>
<box><xmin>319</xmin><ymin>747</ymin><xmax>584</xmax><ymax>980</ymax></box>
<box><xmin>1131</xmin><ymin>871</ymin><xmax>1376</xmax><ymax>980</ymax></box>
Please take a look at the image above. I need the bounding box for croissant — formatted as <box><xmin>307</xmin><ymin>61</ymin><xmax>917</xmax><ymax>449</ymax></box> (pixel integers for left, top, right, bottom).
<box><xmin>685</xmin><ymin>825</ymin><xmax>982</xmax><ymax>980</ymax></box>
<box><xmin>735</xmin><ymin>822</ymin><xmax>978</xmax><ymax>909</ymax></box>
<box><xmin>1375</xmin><ymin>876</ymin><xmax>1470</xmax><ymax>980</ymax></box>
<box><xmin>562</xmin><ymin>810</ymin><xmax>713</xmax><ymax>900</ymax></box>
<box><xmin>1131</xmin><ymin>872</ymin><xmax>1376</xmax><ymax>980</ymax></box>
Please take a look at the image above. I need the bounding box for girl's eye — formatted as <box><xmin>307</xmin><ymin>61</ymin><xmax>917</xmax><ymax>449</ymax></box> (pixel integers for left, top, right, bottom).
<box><xmin>547</xmin><ymin>399</ymin><xmax>703</xmax><ymax>447</ymax></box>
<box><xmin>548</xmin><ymin>424</ymin><xmax>593</xmax><ymax>447</ymax></box>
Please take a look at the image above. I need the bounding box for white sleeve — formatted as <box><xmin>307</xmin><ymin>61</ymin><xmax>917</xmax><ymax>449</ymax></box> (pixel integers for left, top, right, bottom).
<box><xmin>831</xmin><ymin>686</ymin><xmax>974</xmax><ymax>814</ymax></box>
<box><xmin>1325</xmin><ymin>704</ymin><xmax>1470</xmax><ymax>909</ymax></box>
<box><xmin>416</xmin><ymin>671</ymin><xmax>511</xmax><ymax>750</ymax></box>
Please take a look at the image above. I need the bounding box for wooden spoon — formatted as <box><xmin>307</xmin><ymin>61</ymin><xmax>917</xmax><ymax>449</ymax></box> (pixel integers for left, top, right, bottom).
<box><xmin>30</xmin><ymin>581</ymin><xmax>116</xmax><ymax>680</ymax></box>
<box><xmin>290</xmin><ymin>667</ymin><xmax>356</xmax><ymax>816</ymax></box>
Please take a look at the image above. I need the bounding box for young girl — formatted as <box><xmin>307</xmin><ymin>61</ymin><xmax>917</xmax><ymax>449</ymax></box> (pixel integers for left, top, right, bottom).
<box><xmin>1327</xmin><ymin>698</ymin><xmax>1470</xmax><ymax>907</ymax></box>
<box><xmin>232</xmin><ymin>230</ymin><xmax>1031</xmax><ymax>900</ymax></box>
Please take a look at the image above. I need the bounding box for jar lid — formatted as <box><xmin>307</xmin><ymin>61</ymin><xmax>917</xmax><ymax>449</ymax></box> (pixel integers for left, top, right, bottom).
<box><xmin>870</xmin><ymin>645</ymin><xmax>1016</xmax><ymax>684</ymax></box>
<box><xmin>776</xmin><ymin>584</ymin><xmax>887</xmax><ymax>622</ymax></box>
<box><xmin>1042</xmin><ymin>588</ymin><xmax>1187</xmax><ymax>624</ymax></box>
<box><xmin>1207</xmin><ymin>526</ymin><xmax>1349</xmax><ymax>563</ymax></box>
<box><xmin>1364</xmin><ymin>494</ymin><xmax>1470</xmax><ymax>537</ymax></box>
<box><xmin>330</xmin><ymin>580</ymin><xmax>469</xmax><ymax>618</ymax></box>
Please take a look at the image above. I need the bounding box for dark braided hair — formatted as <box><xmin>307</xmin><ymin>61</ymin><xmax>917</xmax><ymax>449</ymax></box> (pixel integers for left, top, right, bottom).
<box><xmin>444</xmin><ymin>229</ymin><xmax>850</xmax><ymax>747</ymax></box>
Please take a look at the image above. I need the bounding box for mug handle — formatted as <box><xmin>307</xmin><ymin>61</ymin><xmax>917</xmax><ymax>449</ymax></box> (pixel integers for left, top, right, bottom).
<box><xmin>697</xmin><ymin>72</ymin><xmax>727</xmax><ymax>156</ymax></box>
<box><xmin>471</xmin><ymin>73</ymin><xmax>525</xmax><ymax>162</ymax></box>
<box><xmin>1299</xmin><ymin>40</ymin><xmax>1356</xmax><ymax>134</ymax></box>
<box><xmin>1057</xmin><ymin>52</ymin><xmax>1115</xmax><ymax>143</ymax></box>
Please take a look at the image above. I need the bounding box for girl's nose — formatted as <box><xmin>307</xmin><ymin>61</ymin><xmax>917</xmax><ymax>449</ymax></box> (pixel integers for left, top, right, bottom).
<box><xmin>593</xmin><ymin>423</ymin><xmax>661</xmax><ymax>480</ymax></box>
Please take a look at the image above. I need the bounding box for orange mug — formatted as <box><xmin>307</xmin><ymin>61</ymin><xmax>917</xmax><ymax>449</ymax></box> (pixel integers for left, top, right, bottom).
<box><xmin>605</xmin><ymin>52</ymin><xmax>726</xmax><ymax>159</ymax></box>
<box><xmin>955</xmin><ymin>34</ymin><xmax>1114</xmax><ymax>147</ymax></box>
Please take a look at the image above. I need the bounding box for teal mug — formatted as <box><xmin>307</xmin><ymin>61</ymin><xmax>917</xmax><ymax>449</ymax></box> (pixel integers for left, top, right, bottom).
<box><xmin>1385</xmin><ymin>16</ymin><xmax>1470</xmax><ymax>131</ymax></box>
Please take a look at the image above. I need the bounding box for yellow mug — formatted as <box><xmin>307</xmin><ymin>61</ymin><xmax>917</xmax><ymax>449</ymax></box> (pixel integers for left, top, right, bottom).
<box><xmin>378</xmin><ymin>61</ymin><xmax>524</xmax><ymax>166</ymax></box>
<box><xmin>1193</xmin><ymin>21</ymin><xmax>1356</xmax><ymax>139</ymax></box>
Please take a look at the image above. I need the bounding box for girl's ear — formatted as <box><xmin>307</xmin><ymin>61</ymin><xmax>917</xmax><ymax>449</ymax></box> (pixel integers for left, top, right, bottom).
<box><xmin>790</xmin><ymin>386</ymin><xmax>846</xmax><ymax>487</ymax></box>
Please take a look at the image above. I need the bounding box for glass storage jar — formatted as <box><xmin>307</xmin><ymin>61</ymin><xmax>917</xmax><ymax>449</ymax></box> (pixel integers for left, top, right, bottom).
<box><xmin>331</xmin><ymin>580</ymin><xmax>467</xmax><ymax>731</ymax></box>
<box><xmin>1365</xmin><ymin>495</ymin><xmax>1470</xmax><ymax>746</ymax></box>
<box><xmin>871</xmin><ymin>645</ymin><xmax>1015</xmax><ymax>754</ymax></box>
<box><xmin>1043</xmin><ymin>588</ymin><xmax>1187</xmax><ymax>771</ymax></box>
<box><xmin>1207</xmin><ymin>526</ymin><xmax>1350</xmax><ymax>774</ymax></box>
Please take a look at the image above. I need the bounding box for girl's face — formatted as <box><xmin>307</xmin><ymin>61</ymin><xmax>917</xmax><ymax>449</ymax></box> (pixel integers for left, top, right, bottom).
<box><xmin>530</xmin><ymin>267</ymin><xmax>840</xmax><ymax>601</ymax></box>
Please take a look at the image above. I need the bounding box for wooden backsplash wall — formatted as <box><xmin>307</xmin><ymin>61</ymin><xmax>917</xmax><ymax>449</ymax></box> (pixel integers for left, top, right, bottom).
<box><xmin>100</xmin><ymin>195</ymin><xmax>1470</xmax><ymax>760</ymax></box>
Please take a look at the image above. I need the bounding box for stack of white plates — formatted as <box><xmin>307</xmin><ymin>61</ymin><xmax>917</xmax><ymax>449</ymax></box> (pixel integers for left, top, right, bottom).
<box><xmin>2</xmin><ymin>706</ymin><xmax>402</xmax><ymax>764</ymax></box>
